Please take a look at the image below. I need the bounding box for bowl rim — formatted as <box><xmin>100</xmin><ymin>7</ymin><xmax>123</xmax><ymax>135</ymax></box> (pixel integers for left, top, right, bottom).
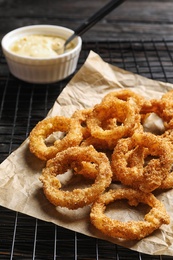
<box><xmin>1</xmin><ymin>24</ymin><xmax>82</xmax><ymax>61</ymax></box>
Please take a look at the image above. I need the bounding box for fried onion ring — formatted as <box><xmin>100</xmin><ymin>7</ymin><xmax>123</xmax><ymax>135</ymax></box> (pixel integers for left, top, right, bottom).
<box><xmin>102</xmin><ymin>89</ymin><xmax>146</xmax><ymax>108</ymax></box>
<box><xmin>29</xmin><ymin>89</ymin><xmax>173</xmax><ymax>241</ymax></box>
<box><xmin>39</xmin><ymin>145</ymin><xmax>112</xmax><ymax>209</ymax></box>
<box><xmin>29</xmin><ymin>116</ymin><xmax>83</xmax><ymax>161</ymax></box>
<box><xmin>111</xmin><ymin>132</ymin><xmax>173</xmax><ymax>192</ymax></box>
<box><xmin>86</xmin><ymin>97</ymin><xmax>141</xmax><ymax>149</ymax></box>
<box><xmin>90</xmin><ymin>188</ymin><xmax>170</xmax><ymax>240</ymax></box>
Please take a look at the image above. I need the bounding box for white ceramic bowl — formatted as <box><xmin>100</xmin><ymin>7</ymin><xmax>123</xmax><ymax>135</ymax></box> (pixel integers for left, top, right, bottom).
<box><xmin>1</xmin><ymin>25</ymin><xmax>82</xmax><ymax>84</ymax></box>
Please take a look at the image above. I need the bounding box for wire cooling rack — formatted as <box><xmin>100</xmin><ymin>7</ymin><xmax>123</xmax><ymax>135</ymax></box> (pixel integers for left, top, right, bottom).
<box><xmin>0</xmin><ymin>40</ymin><xmax>173</xmax><ymax>259</ymax></box>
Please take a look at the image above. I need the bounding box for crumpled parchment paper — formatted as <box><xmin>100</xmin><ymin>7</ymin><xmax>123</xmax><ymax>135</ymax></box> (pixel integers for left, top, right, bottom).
<box><xmin>0</xmin><ymin>51</ymin><xmax>173</xmax><ymax>256</ymax></box>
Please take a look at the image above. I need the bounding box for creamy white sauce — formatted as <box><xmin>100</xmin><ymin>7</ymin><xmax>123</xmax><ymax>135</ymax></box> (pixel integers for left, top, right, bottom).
<box><xmin>10</xmin><ymin>34</ymin><xmax>74</xmax><ymax>58</ymax></box>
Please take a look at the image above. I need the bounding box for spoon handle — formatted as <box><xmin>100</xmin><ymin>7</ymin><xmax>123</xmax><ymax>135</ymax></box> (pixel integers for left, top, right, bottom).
<box><xmin>65</xmin><ymin>0</ymin><xmax>126</xmax><ymax>47</ymax></box>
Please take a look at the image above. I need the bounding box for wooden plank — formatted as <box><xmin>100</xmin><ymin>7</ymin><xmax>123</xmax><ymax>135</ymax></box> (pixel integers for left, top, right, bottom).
<box><xmin>1</xmin><ymin>1</ymin><xmax>172</xmax><ymax>22</ymax></box>
<box><xmin>1</xmin><ymin>18</ymin><xmax>173</xmax><ymax>41</ymax></box>
<box><xmin>0</xmin><ymin>0</ymin><xmax>173</xmax><ymax>41</ymax></box>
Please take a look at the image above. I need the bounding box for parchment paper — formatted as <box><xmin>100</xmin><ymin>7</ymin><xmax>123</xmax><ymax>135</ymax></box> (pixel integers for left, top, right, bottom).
<box><xmin>0</xmin><ymin>51</ymin><xmax>173</xmax><ymax>256</ymax></box>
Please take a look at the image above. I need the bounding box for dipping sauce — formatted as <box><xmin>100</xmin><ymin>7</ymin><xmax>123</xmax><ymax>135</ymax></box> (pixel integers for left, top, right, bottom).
<box><xmin>10</xmin><ymin>34</ymin><xmax>74</xmax><ymax>58</ymax></box>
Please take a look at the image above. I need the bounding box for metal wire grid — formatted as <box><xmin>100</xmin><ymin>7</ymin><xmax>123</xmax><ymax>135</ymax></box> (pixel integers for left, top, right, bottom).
<box><xmin>0</xmin><ymin>40</ymin><xmax>173</xmax><ymax>259</ymax></box>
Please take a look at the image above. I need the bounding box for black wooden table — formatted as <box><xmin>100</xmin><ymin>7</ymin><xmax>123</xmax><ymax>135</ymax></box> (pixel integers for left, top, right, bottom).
<box><xmin>1</xmin><ymin>0</ymin><xmax>173</xmax><ymax>41</ymax></box>
<box><xmin>0</xmin><ymin>1</ymin><xmax>173</xmax><ymax>259</ymax></box>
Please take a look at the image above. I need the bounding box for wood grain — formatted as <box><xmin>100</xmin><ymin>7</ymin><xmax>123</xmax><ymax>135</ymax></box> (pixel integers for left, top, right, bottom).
<box><xmin>0</xmin><ymin>0</ymin><xmax>173</xmax><ymax>41</ymax></box>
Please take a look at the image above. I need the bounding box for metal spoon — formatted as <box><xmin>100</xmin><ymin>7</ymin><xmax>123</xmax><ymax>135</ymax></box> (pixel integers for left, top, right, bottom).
<box><xmin>64</xmin><ymin>0</ymin><xmax>126</xmax><ymax>51</ymax></box>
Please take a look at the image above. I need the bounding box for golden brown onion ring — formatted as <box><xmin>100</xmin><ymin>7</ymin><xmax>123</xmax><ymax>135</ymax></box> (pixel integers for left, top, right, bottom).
<box><xmin>90</xmin><ymin>188</ymin><xmax>170</xmax><ymax>240</ymax></box>
<box><xmin>86</xmin><ymin>97</ymin><xmax>141</xmax><ymax>149</ymax></box>
<box><xmin>29</xmin><ymin>116</ymin><xmax>83</xmax><ymax>161</ymax></box>
<box><xmin>40</xmin><ymin>145</ymin><xmax>112</xmax><ymax>209</ymax></box>
<box><xmin>111</xmin><ymin>132</ymin><xmax>173</xmax><ymax>192</ymax></box>
<box><xmin>72</xmin><ymin>108</ymin><xmax>115</xmax><ymax>151</ymax></box>
<box><xmin>102</xmin><ymin>89</ymin><xmax>146</xmax><ymax>108</ymax></box>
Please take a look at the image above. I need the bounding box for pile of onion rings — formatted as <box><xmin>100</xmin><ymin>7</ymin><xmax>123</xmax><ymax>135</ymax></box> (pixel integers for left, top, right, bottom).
<box><xmin>29</xmin><ymin>88</ymin><xmax>173</xmax><ymax>241</ymax></box>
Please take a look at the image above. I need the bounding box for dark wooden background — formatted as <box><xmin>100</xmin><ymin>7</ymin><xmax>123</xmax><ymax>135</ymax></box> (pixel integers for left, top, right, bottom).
<box><xmin>0</xmin><ymin>0</ymin><xmax>173</xmax><ymax>42</ymax></box>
